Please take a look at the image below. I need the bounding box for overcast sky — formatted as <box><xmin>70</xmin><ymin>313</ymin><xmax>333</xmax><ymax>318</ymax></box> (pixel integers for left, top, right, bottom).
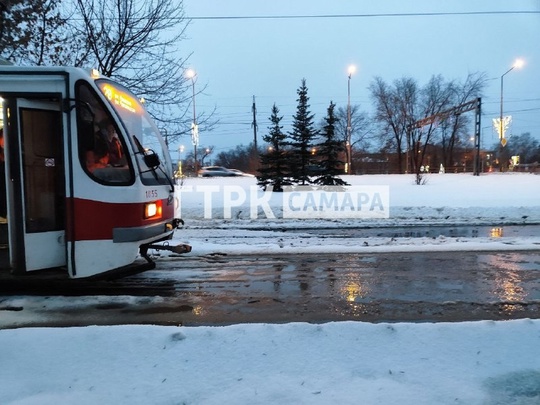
<box><xmin>180</xmin><ymin>0</ymin><xmax>540</xmax><ymax>154</ymax></box>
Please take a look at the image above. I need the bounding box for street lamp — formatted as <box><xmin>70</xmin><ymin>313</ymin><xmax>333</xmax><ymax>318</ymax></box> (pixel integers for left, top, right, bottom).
<box><xmin>177</xmin><ymin>144</ymin><xmax>184</xmax><ymax>178</ymax></box>
<box><xmin>497</xmin><ymin>58</ymin><xmax>524</xmax><ymax>146</ymax></box>
<box><xmin>346</xmin><ymin>64</ymin><xmax>356</xmax><ymax>174</ymax></box>
<box><xmin>201</xmin><ymin>148</ymin><xmax>212</xmax><ymax>167</ymax></box>
<box><xmin>186</xmin><ymin>68</ymin><xmax>199</xmax><ymax>172</ymax></box>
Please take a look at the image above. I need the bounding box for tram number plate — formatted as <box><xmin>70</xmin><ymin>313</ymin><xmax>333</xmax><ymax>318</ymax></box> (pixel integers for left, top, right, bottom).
<box><xmin>145</xmin><ymin>189</ymin><xmax>158</xmax><ymax>199</ymax></box>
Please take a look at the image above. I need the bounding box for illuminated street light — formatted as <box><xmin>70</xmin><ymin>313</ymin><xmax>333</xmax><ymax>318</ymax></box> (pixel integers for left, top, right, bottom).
<box><xmin>346</xmin><ymin>64</ymin><xmax>356</xmax><ymax>174</ymax></box>
<box><xmin>496</xmin><ymin>58</ymin><xmax>524</xmax><ymax>147</ymax></box>
<box><xmin>186</xmin><ymin>69</ymin><xmax>199</xmax><ymax>172</ymax></box>
<box><xmin>201</xmin><ymin>147</ymin><xmax>212</xmax><ymax>167</ymax></box>
<box><xmin>177</xmin><ymin>145</ymin><xmax>185</xmax><ymax>178</ymax></box>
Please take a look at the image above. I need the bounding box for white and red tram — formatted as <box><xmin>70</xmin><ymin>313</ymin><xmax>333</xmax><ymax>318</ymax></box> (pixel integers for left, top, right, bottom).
<box><xmin>0</xmin><ymin>66</ymin><xmax>189</xmax><ymax>279</ymax></box>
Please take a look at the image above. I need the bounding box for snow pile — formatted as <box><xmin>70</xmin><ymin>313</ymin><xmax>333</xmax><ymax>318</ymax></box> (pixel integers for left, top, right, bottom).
<box><xmin>176</xmin><ymin>173</ymin><xmax>540</xmax><ymax>222</ymax></box>
<box><xmin>172</xmin><ymin>173</ymin><xmax>540</xmax><ymax>256</ymax></box>
<box><xmin>1</xmin><ymin>320</ymin><xmax>540</xmax><ymax>404</ymax></box>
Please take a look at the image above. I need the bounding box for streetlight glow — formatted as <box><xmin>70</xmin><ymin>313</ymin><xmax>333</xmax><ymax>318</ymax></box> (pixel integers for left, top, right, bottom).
<box><xmin>513</xmin><ymin>58</ymin><xmax>524</xmax><ymax>69</ymax></box>
<box><xmin>176</xmin><ymin>145</ymin><xmax>185</xmax><ymax>179</ymax></box>
<box><xmin>347</xmin><ymin>64</ymin><xmax>357</xmax><ymax>77</ymax></box>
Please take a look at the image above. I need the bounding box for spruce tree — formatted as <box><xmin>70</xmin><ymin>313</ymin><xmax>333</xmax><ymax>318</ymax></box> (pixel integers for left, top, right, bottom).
<box><xmin>288</xmin><ymin>79</ymin><xmax>318</xmax><ymax>185</ymax></box>
<box><xmin>314</xmin><ymin>102</ymin><xmax>349</xmax><ymax>186</ymax></box>
<box><xmin>257</xmin><ymin>104</ymin><xmax>291</xmax><ymax>192</ymax></box>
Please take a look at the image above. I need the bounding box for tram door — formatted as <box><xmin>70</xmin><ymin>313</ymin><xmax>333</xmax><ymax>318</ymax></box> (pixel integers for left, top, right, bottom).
<box><xmin>10</xmin><ymin>99</ymin><xmax>66</xmax><ymax>272</ymax></box>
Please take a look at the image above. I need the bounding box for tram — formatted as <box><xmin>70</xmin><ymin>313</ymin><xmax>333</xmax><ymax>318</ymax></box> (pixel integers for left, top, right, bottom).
<box><xmin>0</xmin><ymin>65</ymin><xmax>190</xmax><ymax>279</ymax></box>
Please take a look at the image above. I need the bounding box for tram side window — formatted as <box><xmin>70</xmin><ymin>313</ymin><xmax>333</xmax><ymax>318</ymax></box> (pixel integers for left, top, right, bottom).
<box><xmin>75</xmin><ymin>82</ymin><xmax>132</xmax><ymax>184</ymax></box>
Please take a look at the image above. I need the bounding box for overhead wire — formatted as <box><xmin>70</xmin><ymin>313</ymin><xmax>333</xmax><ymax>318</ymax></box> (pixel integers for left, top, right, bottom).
<box><xmin>186</xmin><ymin>10</ymin><xmax>540</xmax><ymax>21</ymax></box>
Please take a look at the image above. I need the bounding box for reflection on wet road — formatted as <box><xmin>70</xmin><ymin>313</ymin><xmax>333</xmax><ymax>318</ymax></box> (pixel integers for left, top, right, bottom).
<box><xmin>136</xmin><ymin>251</ymin><xmax>540</xmax><ymax>325</ymax></box>
<box><xmin>285</xmin><ymin>224</ymin><xmax>540</xmax><ymax>239</ymax></box>
<box><xmin>3</xmin><ymin>251</ymin><xmax>539</xmax><ymax>328</ymax></box>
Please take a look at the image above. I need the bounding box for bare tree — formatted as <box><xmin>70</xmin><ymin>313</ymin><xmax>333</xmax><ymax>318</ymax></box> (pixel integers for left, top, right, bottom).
<box><xmin>370</xmin><ymin>76</ymin><xmax>418</xmax><ymax>173</ymax></box>
<box><xmin>22</xmin><ymin>0</ymin><xmax>81</xmax><ymax>66</ymax></box>
<box><xmin>1</xmin><ymin>0</ymin><xmax>50</xmax><ymax>61</ymax></box>
<box><xmin>438</xmin><ymin>72</ymin><xmax>487</xmax><ymax>168</ymax></box>
<box><xmin>2</xmin><ymin>0</ymin><xmax>87</xmax><ymax>66</ymax></box>
<box><xmin>334</xmin><ymin>105</ymin><xmax>372</xmax><ymax>151</ymax></box>
<box><xmin>409</xmin><ymin>75</ymin><xmax>455</xmax><ymax>176</ymax></box>
<box><xmin>73</xmin><ymin>0</ymin><xmax>209</xmax><ymax>143</ymax></box>
<box><xmin>370</xmin><ymin>73</ymin><xmax>486</xmax><ymax>178</ymax></box>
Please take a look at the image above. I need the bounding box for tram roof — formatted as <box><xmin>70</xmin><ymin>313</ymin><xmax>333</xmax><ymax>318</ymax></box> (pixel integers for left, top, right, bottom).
<box><xmin>0</xmin><ymin>65</ymin><xmax>100</xmax><ymax>80</ymax></box>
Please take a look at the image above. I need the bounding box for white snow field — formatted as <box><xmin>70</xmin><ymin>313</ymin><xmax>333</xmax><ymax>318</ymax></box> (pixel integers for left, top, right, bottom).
<box><xmin>1</xmin><ymin>172</ymin><xmax>540</xmax><ymax>404</ymax></box>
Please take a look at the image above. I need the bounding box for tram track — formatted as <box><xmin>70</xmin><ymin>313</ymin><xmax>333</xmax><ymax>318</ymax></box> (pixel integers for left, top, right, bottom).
<box><xmin>0</xmin><ymin>272</ymin><xmax>178</xmax><ymax>297</ymax></box>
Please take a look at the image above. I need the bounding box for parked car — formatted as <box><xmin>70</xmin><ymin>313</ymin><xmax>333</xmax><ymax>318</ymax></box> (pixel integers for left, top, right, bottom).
<box><xmin>228</xmin><ymin>169</ymin><xmax>255</xmax><ymax>177</ymax></box>
<box><xmin>198</xmin><ymin>166</ymin><xmax>238</xmax><ymax>177</ymax></box>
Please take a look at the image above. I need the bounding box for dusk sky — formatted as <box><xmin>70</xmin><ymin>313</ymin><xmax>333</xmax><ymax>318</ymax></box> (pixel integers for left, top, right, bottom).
<box><xmin>180</xmin><ymin>0</ymin><xmax>540</xmax><ymax>154</ymax></box>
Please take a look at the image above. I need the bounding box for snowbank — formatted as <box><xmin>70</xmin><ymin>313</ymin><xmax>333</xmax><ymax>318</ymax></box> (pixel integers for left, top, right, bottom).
<box><xmin>1</xmin><ymin>320</ymin><xmax>540</xmax><ymax>404</ymax></box>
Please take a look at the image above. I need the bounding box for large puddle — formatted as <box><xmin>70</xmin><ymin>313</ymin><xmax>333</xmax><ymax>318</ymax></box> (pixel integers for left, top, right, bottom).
<box><xmin>298</xmin><ymin>224</ymin><xmax>540</xmax><ymax>239</ymax></box>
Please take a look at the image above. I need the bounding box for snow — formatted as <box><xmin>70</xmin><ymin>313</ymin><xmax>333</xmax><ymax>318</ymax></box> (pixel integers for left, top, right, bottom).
<box><xmin>175</xmin><ymin>172</ymin><xmax>540</xmax><ymax>256</ymax></box>
<box><xmin>1</xmin><ymin>172</ymin><xmax>540</xmax><ymax>404</ymax></box>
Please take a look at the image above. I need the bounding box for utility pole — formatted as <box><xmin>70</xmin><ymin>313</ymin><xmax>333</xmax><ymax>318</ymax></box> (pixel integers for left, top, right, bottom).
<box><xmin>251</xmin><ymin>96</ymin><xmax>258</xmax><ymax>150</ymax></box>
<box><xmin>186</xmin><ymin>69</ymin><xmax>198</xmax><ymax>173</ymax></box>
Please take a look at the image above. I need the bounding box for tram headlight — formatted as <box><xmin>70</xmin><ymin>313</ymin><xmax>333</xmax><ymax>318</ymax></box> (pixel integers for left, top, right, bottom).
<box><xmin>144</xmin><ymin>200</ymin><xmax>162</xmax><ymax>219</ymax></box>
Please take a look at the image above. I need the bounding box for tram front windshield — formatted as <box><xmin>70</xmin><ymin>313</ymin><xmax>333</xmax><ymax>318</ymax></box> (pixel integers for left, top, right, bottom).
<box><xmin>96</xmin><ymin>79</ymin><xmax>172</xmax><ymax>185</ymax></box>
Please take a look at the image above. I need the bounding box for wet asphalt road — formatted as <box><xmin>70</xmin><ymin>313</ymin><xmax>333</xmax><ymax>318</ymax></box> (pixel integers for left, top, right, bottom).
<box><xmin>138</xmin><ymin>250</ymin><xmax>540</xmax><ymax>325</ymax></box>
<box><xmin>2</xmin><ymin>250</ymin><xmax>539</xmax><ymax>328</ymax></box>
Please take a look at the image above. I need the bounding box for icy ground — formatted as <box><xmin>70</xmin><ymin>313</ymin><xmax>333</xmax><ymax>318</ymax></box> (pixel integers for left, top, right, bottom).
<box><xmin>1</xmin><ymin>172</ymin><xmax>540</xmax><ymax>404</ymax></box>
<box><xmin>172</xmin><ymin>172</ymin><xmax>540</xmax><ymax>256</ymax></box>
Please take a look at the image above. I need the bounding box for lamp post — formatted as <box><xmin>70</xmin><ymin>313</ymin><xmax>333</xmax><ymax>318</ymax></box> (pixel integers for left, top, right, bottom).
<box><xmin>186</xmin><ymin>69</ymin><xmax>198</xmax><ymax>173</ymax></box>
<box><xmin>201</xmin><ymin>148</ymin><xmax>212</xmax><ymax>167</ymax></box>
<box><xmin>346</xmin><ymin>65</ymin><xmax>356</xmax><ymax>174</ymax></box>
<box><xmin>498</xmin><ymin>59</ymin><xmax>524</xmax><ymax>146</ymax></box>
<box><xmin>178</xmin><ymin>144</ymin><xmax>184</xmax><ymax>177</ymax></box>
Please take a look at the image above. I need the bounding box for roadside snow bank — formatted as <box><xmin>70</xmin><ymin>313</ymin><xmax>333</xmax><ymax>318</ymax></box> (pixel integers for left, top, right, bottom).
<box><xmin>175</xmin><ymin>173</ymin><xmax>540</xmax><ymax>226</ymax></box>
<box><xmin>1</xmin><ymin>320</ymin><xmax>540</xmax><ymax>405</ymax></box>
<box><xmin>168</xmin><ymin>173</ymin><xmax>540</xmax><ymax>256</ymax></box>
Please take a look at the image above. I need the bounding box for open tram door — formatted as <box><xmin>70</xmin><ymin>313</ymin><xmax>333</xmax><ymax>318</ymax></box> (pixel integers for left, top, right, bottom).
<box><xmin>4</xmin><ymin>98</ymin><xmax>66</xmax><ymax>273</ymax></box>
<box><xmin>0</xmin><ymin>86</ymin><xmax>67</xmax><ymax>276</ymax></box>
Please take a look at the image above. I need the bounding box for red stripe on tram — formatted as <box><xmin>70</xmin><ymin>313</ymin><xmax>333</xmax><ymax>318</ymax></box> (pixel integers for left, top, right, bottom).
<box><xmin>65</xmin><ymin>198</ymin><xmax>174</xmax><ymax>241</ymax></box>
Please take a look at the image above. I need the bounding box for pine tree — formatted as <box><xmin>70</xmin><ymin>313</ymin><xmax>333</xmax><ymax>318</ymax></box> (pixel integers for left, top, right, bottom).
<box><xmin>257</xmin><ymin>104</ymin><xmax>291</xmax><ymax>192</ymax></box>
<box><xmin>288</xmin><ymin>79</ymin><xmax>318</xmax><ymax>185</ymax></box>
<box><xmin>314</xmin><ymin>102</ymin><xmax>349</xmax><ymax>186</ymax></box>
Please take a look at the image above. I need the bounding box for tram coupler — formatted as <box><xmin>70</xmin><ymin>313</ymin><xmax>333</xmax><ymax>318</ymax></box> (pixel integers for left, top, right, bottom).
<box><xmin>172</xmin><ymin>218</ymin><xmax>185</xmax><ymax>229</ymax></box>
<box><xmin>146</xmin><ymin>243</ymin><xmax>192</xmax><ymax>255</ymax></box>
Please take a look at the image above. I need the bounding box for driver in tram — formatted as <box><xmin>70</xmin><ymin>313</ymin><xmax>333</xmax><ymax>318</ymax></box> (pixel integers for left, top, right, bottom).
<box><xmin>85</xmin><ymin>136</ymin><xmax>110</xmax><ymax>173</ymax></box>
<box><xmin>85</xmin><ymin>120</ymin><xmax>130</xmax><ymax>182</ymax></box>
<box><xmin>96</xmin><ymin>120</ymin><xmax>125</xmax><ymax>166</ymax></box>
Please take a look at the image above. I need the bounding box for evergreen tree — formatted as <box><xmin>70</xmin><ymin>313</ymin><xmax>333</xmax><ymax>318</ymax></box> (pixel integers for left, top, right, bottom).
<box><xmin>257</xmin><ymin>104</ymin><xmax>291</xmax><ymax>192</ymax></box>
<box><xmin>314</xmin><ymin>102</ymin><xmax>349</xmax><ymax>186</ymax></box>
<box><xmin>288</xmin><ymin>78</ymin><xmax>318</xmax><ymax>185</ymax></box>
